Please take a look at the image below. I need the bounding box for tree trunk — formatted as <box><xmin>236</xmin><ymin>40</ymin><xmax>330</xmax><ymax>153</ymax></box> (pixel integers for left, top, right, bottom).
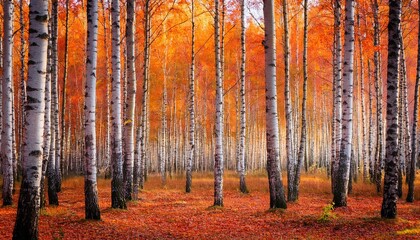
<box><xmin>368</xmin><ymin>60</ymin><xmax>375</xmax><ymax>183</ymax></box>
<box><xmin>18</xmin><ymin>0</ymin><xmax>27</xmax><ymax>183</ymax></box>
<box><xmin>57</xmin><ymin>0</ymin><xmax>71</xmax><ymax>192</ymax></box>
<box><xmin>333</xmin><ymin>0</ymin><xmax>355</xmax><ymax>207</ymax></box>
<box><xmin>238</xmin><ymin>0</ymin><xmax>248</xmax><ymax>194</ymax></box>
<box><xmin>110</xmin><ymin>0</ymin><xmax>126</xmax><ymax>209</ymax></box>
<box><xmin>332</xmin><ymin>0</ymin><xmax>343</xmax><ymax>193</ymax></box>
<box><xmin>123</xmin><ymin>0</ymin><xmax>136</xmax><ymax>201</ymax></box>
<box><xmin>381</xmin><ymin>0</ymin><xmax>401</xmax><ymax>219</ymax></box>
<box><xmin>40</xmin><ymin>19</ymin><xmax>52</xmax><ymax>209</ymax></box>
<box><xmin>186</xmin><ymin>0</ymin><xmax>195</xmax><ymax>193</ymax></box>
<box><xmin>373</xmin><ymin>0</ymin><xmax>383</xmax><ymax>194</ymax></box>
<box><xmin>13</xmin><ymin>0</ymin><xmax>48</xmax><ymax>238</ymax></box>
<box><xmin>406</xmin><ymin>1</ymin><xmax>420</xmax><ymax>203</ymax></box>
<box><xmin>357</xmin><ymin>11</ymin><xmax>367</xmax><ymax>182</ymax></box>
<box><xmin>84</xmin><ymin>0</ymin><xmax>101</xmax><ymax>220</ymax></box>
<box><xmin>1</xmin><ymin>0</ymin><xmax>14</xmax><ymax>206</ymax></box>
<box><xmin>48</xmin><ymin>0</ymin><xmax>59</xmax><ymax>206</ymax></box>
<box><xmin>213</xmin><ymin>0</ymin><xmax>224</xmax><ymax>207</ymax></box>
<box><xmin>100</xmin><ymin>0</ymin><xmax>111</xmax><ymax>179</ymax></box>
<box><xmin>282</xmin><ymin>0</ymin><xmax>295</xmax><ymax>202</ymax></box>
<box><xmin>292</xmin><ymin>0</ymin><xmax>308</xmax><ymax>201</ymax></box>
<box><xmin>140</xmin><ymin>0</ymin><xmax>151</xmax><ymax>190</ymax></box>
<box><xmin>263</xmin><ymin>0</ymin><xmax>287</xmax><ymax>209</ymax></box>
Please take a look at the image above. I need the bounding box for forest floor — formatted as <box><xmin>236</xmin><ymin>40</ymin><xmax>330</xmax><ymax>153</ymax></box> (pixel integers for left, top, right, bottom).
<box><xmin>1</xmin><ymin>171</ymin><xmax>420</xmax><ymax>239</ymax></box>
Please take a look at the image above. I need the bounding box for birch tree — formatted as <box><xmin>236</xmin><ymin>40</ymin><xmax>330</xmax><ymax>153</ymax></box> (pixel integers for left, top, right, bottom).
<box><xmin>84</xmin><ymin>0</ymin><xmax>101</xmax><ymax>219</ymax></box>
<box><xmin>332</xmin><ymin>0</ymin><xmax>342</xmax><ymax>192</ymax></box>
<box><xmin>40</xmin><ymin>20</ymin><xmax>52</xmax><ymax>208</ymax></box>
<box><xmin>333</xmin><ymin>0</ymin><xmax>355</xmax><ymax>207</ymax></box>
<box><xmin>110</xmin><ymin>0</ymin><xmax>126</xmax><ymax>209</ymax></box>
<box><xmin>381</xmin><ymin>0</ymin><xmax>401</xmax><ymax>219</ymax></box>
<box><xmin>282</xmin><ymin>0</ymin><xmax>295</xmax><ymax>202</ymax></box>
<box><xmin>238</xmin><ymin>0</ymin><xmax>248</xmax><ymax>194</ymax></box>
<box><xmin>214</xmin><ymin>0</ymin><xmax>224</xmax><ymax>207</ymax></box>
<box><xmin>123</xmin><ymin>0</ymin><xmax>136</xmax><ymax>200</ymax></box>
<box><xmin>13</xmin><ymin>0</ymin><xmax>48</xmax><ymax>238</ymax></box>
<box><xmin>1</xmin><ymin>0</ymin><xmax>14</xmax><ymax>206</ymax></box>
<box><xmin>357</xmin><ymin>10</ymin><xmax>367</xmax><ymax>182</ymax></box>
<box><xmin>263</xmin><ymin>0</ymin><xmax>287</xmax><ymax>209</ymax></box>
<box><xmin>19</xmin><ymin>0</ymin><xmax>27</xmax><ymax>184</ymax></box>
<box><xmin>186</xmin><ymin>0</ymin><xmax>195</xmax><ymax>193</ymax></box>
<box><xmin>57</xmin><ymin>0</ymin><xmax>71</xmax><ymax>192</ymax></box>
<box><xmin>48</xmin><ymin>0</ymin><xmax>59</xmax><ymax>206</ymax></box>
<box><xmin>140</xmin><ymin>0</ymin><xmax>151</xmax><ymax>190</ymax></box>
<box><xmin>292</xmin><ymin>0</ymin><xmax>308</xmax><ymax>201</ymax></box>
<box><xmin>372</xmin><ymin>0</ymin><xmax>383</xmax><ymax>193</ymax></box>
<box><xmin>406</xmin><ymin>2</ymin><xmax>420</xmax><ymax>203</ymax></box>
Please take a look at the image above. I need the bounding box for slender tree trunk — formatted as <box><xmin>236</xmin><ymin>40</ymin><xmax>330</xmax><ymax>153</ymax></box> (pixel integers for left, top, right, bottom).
<box><xmin>186</xmin><ymin>0</ymin><xmax>195</xmax><ymax>193</ymax></box>
<box><xmin>18</xmin><ymin>0</ymin><xmax>27</xmax><ymax>183</ymax></box>
<box><xmin>292</xmin><ymin>0</ymin><xmax>308</xmax><ymax>201</ymax></box>
<box><xmin>101</xmin><ymin>0</ymin><xmax>111</xmax><ymax>179</ymax></box>
<box><xmin>110</xmin><ymin>0</ymin><xmax>126</xmax><ymax>209</ymax></box>
<box><xmin>381</xmin><ymin>0</ymin><xmax>401</xmax><ymax>219</ymax></box>
<box><xmin>282</xmin><ymin>0</ymin><xmax>295</xmax><ymax>202</ymax></box>
<box><xmin>48</xmin><ymin>0</ymin><xmax>59</xmax><ymax>206</ymax></box>
<box><xmin>357</xmin><ymin>11</ymin><xmax>367</xmax><ymax>182</ymax></box>
<box><xmin>368</xmin><ymin>60</ymin><xmax>375</xmax><ymax>183</ymax></box>
<box><xmin>133</xmin><ymin>125</ymin><xmax>141</xmax><ymax>200</ymax></box>
<box><xmin>123</xmin><ymin>0</ymin><xmax>136</xmax><ymax>201</ymax></box>
<box><xmin>213</xmin><ymin>0</ymin><xmax>224</xmax><ymax>207</ymax></box>
<box><xmin>57</xmin><ymin>0</ymin><xmax>71</xmax><ymax>192</ymax></box>
<box><xmin>84</xmin><ymin>0</ymin><xmax>101</xmax><ymax>220</ymax></box>
<box><xmin>332</xmin><ymin>0</ymin><xmax>343</xmax><ymax>193</ymax></box>
<box><xmin>372</xmin><ymin>0</ymin><xmax>383</xmax><ymax>194</ymax></box>
<box><xmin>140</xmin><ymin>0</ymin><xmax>151</xmax><ymax>190</ymax></box>
<box><xmin>40</xmin><ymin>20</ymin><xmax>52</xmax><ymax>209</ymax></box>
<box><xmin>399</xmin><ymin>33</ymin><xmax>411</xmax><ymax>185</ymax></box>
<box><xmin>238</xmin><ymin>0</ymin><xmax>248</xmax><ymax>194</ymax></box>
<box><xmin>12</xmin><ymin>0</ymin><xmax>48</xmax><ymax>238</ymax></box>
<box><xmin>263</xmin><ymin>0</ymin><xmax>287</xmax><ymax>209</ymax></box>
<box><xmin>1</xmin><ymin>0</ymin><xmax>14</xmax><ymax>206</ymax></box>
<box><xmin>333</xmin><ymin>0</ymin><xmax>355</xmax><ymax>207</ymax></box>
<box><xmin>406</xmin><ymin>2</ymin><xmax>420</xmax><ymax>203</ymax></box>
<box><xmin>397</xmin><ymin>32</ymin><xmax>407</xmax><ymax>198</ymax></box>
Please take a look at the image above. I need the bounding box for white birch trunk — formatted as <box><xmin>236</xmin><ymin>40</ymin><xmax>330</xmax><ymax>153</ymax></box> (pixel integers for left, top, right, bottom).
<box><xmin>1</xmin><ymin>0</ymin><xmax>14</xmax><ymax>206</ymax></box>
<box><xmin>13</xmin><ymin>0</ymin><xmax>48</xmax><ymax>238</ymax></box>
<box><xmin>40</xmin><ymin>21</ymin><xmax>51</xmax><ymax>208</ymax></box>
<box><xmin>238</xmin><ymin>0</ymin><xmax>248</xmax><ymax>194</ymax></box>
<box><xmin>186</xmin><ymin>0</ymin><xmax>195</xmax><ymax>193</ymax></box>
<box><xmin>282</xmin><ymin>0</ymin><xmax>295</xmax><ymax>202</ymax></box>
<box><xmin>293</xmin><ymin>0</ymin><xmax>308</xmax><ymax>200</ymax></box>
<box><xmin>123</xmin><ymin>0</ymin><xmax>136</xmax><ymax>200</ymax></box>
<box><xmin>140</xmin><ymin>0</ymin><xmax>151</xmax><ymax>190</ymax></box>
<box><xmin>373</xmin><ymin>0</ymin><xmax>383</xmax><ymax>193</ymax></box>
<box><xmin>48</xmin><ymin>0</ymin><xmax>59</xmax><ymax>206</ymax></box>
<box><xmin>214</xmin><ymin>0</ymin><xmax>224</xmax><ymax>207</ymax></box>
<box><xmin>333</xmin><ymin>0</ymin><xmax>355</xmax><ymax>207</ymax></box>
<box><xmin>263</xmin><ymin>0</ymin><xmax>287</xmax><ymax>209</ymax></box>
<box><xmin>332</xmin><ymin>0</ymin><xmax>343</xmax><ymax>192</ymax></box>
<box><xmin>357</xmin><ymin>12</ymin><xmax>367</xmax><ymax>182</ymax></box>
<box><xmin>84</xmin><ymin>0</ymin><xmax>101</xmax><ymax>219</ymax></box>
<box><xmin>110</xmin><ymin>0</ymin><xmax>126</xmax><ymax>209</ymax></box>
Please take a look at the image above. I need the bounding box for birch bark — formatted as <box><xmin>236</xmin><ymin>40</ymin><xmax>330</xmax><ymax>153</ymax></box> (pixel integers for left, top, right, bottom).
<box><xmin>13</xmin><ymin>0</ymin><xmax>48</xmax><ymax>238</ymax></box>
<box><xmin>84</xmin><ymin>0</ymin><xmax>101</xmax><ymax>219</ymax></box>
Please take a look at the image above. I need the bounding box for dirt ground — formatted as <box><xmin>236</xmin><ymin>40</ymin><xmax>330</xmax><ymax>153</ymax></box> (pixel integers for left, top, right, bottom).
<box><xmin>1</xmin><ymin>172</ymin><xmax>419</xmax><ymax>239</ymax></box>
